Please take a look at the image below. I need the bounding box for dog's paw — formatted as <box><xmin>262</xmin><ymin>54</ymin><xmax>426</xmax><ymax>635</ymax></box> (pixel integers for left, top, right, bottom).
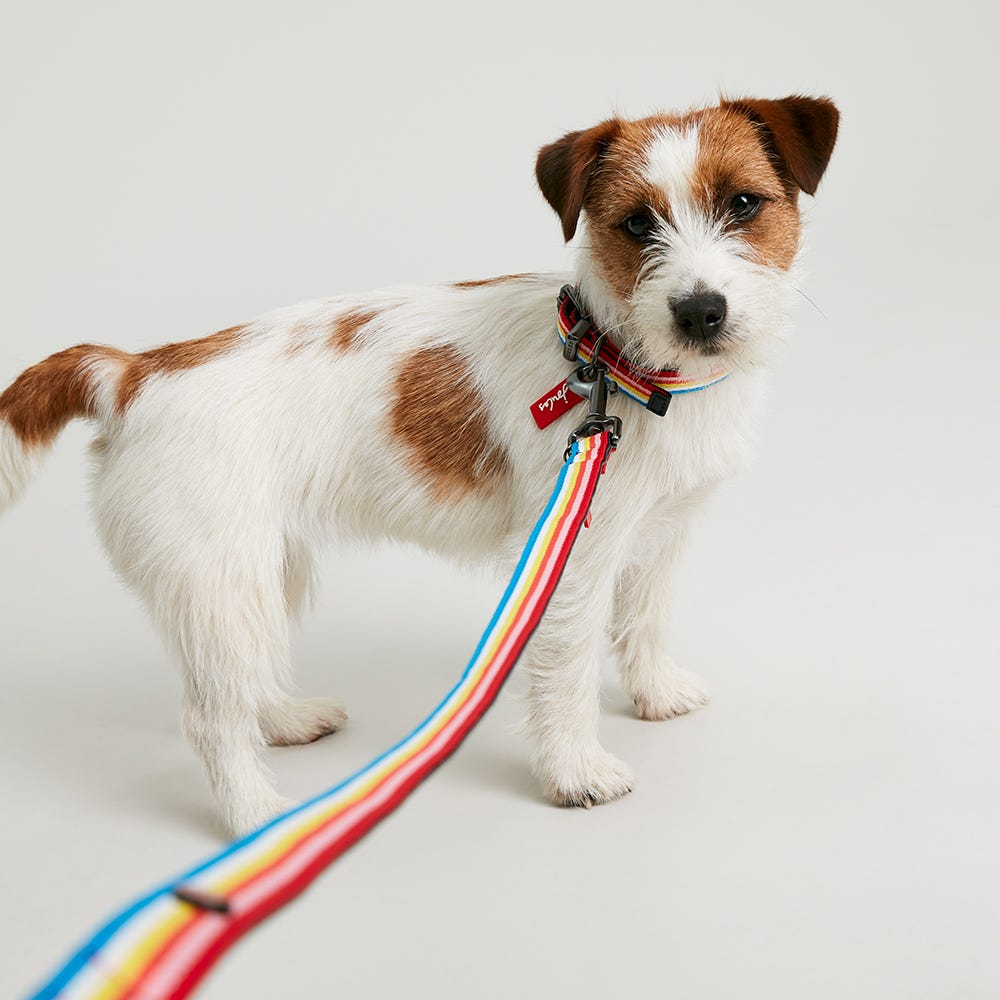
<box><xmin>540</xmin><ymin>748</ymin><xmax>634</xmax><ymax>809</ymax></box>
<box><xmin>226</xmin><ymin>792</ymin><xmax>299</xmax><ymax>839</ymax></box>
<box><xmin>261</xmin><ymin>697</ymin><xmax>348</xmax><ymax>747</ymax></box>
<box><xmin>632</xmin><ymin>666</ymin><xmax>709</xmax><ymax>721</ymax></box>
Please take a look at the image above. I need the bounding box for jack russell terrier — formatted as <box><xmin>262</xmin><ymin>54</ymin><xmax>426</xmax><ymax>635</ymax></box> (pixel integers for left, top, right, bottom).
<box><xmin>0</xmin><ymin>95</ymin><xmax>839</xmax><ymax>835</ymax></box>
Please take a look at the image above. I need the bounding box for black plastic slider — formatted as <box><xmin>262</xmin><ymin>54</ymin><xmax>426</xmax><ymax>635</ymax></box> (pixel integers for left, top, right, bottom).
<box><xmin>562</xmin><ymin>319</ymin><xmax>590</xmax><ymax>361</ymax></box>
<box><xmin>646</xmin><ymin>391</ymin><xmax>671</xmax><ymax>416</ymax></box>
<box><xmin>173</xmin><ymin>885</ymin><xmax>232</xmax><ymax>914</ymax></box>
<box><xmin>558</xmin><ymin>284</ymin><xmax>591</xmax><ymax>361</ymax></box>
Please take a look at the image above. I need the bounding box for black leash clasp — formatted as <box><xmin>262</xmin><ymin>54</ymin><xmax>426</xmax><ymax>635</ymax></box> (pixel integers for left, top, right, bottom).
<box><xmin>558</xmin><ymin>284</ymin><xmax>623</xmax><ymax>457</ymax></box>
<box><xmin>565</xmin><ymin>363</ymin><xmax>622</xmax><ymax>457</ymax></box>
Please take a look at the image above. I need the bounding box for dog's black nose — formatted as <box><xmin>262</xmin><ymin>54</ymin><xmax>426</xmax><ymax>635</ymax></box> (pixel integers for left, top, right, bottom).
<box><xmin>672</xmin><ymin>292</ymin><xmax>727</xmax><ymax>339</ymax></box>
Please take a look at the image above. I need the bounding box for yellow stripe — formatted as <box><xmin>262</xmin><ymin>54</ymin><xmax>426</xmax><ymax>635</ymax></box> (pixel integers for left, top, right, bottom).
<box><xmin>86</xmin><ymin>903</ymin><xmax>194</xmax><ymax>1000</ymax></box>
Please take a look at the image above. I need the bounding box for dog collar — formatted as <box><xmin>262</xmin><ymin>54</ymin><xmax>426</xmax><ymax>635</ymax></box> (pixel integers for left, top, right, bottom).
<box><xmin>530</xmin><ymin>285</ymin><xmax>730</xmax><ymax>429</ymax></box>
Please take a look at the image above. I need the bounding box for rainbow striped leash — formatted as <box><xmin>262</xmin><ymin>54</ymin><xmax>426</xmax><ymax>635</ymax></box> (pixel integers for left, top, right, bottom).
<box><xmin>27</xmin><ymin>430</ymin><xmax>617</xmax><ymax>1000</ymax></box>
<box><xmin>557</xmin><ymin>284</ymin><xmax>730</xmax><ymax>414</ymax></box>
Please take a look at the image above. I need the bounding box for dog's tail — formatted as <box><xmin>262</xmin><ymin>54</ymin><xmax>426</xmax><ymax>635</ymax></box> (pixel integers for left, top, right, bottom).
<box><xmin>0</xmin><ymin>344</ymin><xmax>129</xmax><ymax>511</ymax></box>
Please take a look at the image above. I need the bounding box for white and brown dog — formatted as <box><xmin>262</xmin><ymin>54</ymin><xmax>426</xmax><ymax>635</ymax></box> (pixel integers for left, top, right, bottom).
<box><xmin>0</xmin><ymin>95</ymin><xmax>838</xmax><ymax>835</ymax></box>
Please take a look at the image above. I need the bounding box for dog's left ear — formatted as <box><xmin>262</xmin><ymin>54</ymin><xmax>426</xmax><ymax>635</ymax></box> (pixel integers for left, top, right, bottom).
<box><xmin>536</xmin><ymin>119</ymin><xmax>621</xmax><ymax>241</ymax></box>
<box><xmin>723</xmin><ymin>95</ymin><xmax>840</xmax><ymax>195</ymax></box>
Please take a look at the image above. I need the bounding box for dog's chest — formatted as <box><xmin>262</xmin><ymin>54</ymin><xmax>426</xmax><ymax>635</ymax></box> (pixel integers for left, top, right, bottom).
<box><xmin>606</xmin><ymin>372</ymin><xmax>764</xmax><ymax>502</ymax></box>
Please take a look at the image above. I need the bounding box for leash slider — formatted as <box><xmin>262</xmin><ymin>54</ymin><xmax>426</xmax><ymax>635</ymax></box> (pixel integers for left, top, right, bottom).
<box><xmin>562</xmin><ymin>318</ymin><xmax>589</xmax><ymax>361</ymax></box>
<box><xmin>559</xmin><ymin>284</ymin><xmax>591</xmax><ymax>361</ymax></box>
<box><xmin>173</xmin><ymin>885</ymin><xmax>232</xmax><ymax>914</ymax></box>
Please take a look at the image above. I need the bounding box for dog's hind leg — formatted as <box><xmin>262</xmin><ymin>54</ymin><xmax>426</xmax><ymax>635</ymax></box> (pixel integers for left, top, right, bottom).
<box><xmin>167</xmin><ymin>547</ymin><xmax>304</xmax><ymax>836</ymax></box>
<box><xmin>256</xmin><ymin>540</ymin><xmax>348</xmax><ymax>748</ymax></box>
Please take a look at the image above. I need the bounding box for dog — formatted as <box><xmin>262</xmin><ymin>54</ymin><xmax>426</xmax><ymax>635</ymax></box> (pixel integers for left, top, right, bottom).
<box><xmin>0</xmin><ymin>95</ymin><xmax>838</xmax><ymax>835</ymax></box>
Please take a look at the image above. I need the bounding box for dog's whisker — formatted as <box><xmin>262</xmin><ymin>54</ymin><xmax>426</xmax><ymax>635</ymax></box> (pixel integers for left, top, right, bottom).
<box><xmin>794</xmin><ymin>286</ymin><xmax>827</xmax><ymax>318</ymax></box>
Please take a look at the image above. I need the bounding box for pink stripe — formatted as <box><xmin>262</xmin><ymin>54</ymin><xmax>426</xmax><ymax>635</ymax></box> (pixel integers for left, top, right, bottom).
<box><xmin>129</xmin><ymin>914</ymin><xmax>224</xmax><ymax>1000</ymax></box>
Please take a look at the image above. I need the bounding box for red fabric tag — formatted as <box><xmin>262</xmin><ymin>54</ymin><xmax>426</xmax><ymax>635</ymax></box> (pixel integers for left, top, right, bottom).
<box><xmin>530</xmin><ymin>379</ymin><xmax>585</xmax><ymax>429</ymax></box>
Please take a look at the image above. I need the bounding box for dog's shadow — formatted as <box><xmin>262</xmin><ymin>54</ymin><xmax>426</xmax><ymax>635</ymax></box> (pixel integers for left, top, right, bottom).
<box><xmin>19</xmin><ymin>640</ymin><xmax>633</xmax><ymax>839</ymax></box>
<box><xmin>439</xmin><ymin>741</ymin><xmax>544</xmax><ymax>804</ymax></box>
<box><xmin>12</xmin><ymin>644</ymin><xmax>225</xmax><ymax>835</ymax></box>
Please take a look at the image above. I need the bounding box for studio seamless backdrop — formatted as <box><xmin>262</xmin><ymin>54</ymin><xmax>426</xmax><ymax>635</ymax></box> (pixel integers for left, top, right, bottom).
<box><xmin>1</xmin><ymin>2</ymin><xmax>996</xmax><ymax>999</ymax></box>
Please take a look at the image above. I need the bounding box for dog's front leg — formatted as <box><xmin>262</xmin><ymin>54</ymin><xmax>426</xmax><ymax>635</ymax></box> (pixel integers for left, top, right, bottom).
<box><xmin>610</xmin><ymin>491</ymin><xmax>711</xmax><ymax>721</ymax></box>
<box><xmin>524</xmin><ymin>550</ymin><xmax>633</xmax><ymax>807</ymax></box>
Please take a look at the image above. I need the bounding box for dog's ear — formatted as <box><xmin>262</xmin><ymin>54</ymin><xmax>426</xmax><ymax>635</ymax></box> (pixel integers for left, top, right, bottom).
<box><xmin>536</xmin><ymin>119</ymin><xmax>621</xmax><ymax>241</ymax></box>
<box><xmin>723</xmin><ymin>95</ymin><xmax>839</xmax><ymax>195</ymax></box>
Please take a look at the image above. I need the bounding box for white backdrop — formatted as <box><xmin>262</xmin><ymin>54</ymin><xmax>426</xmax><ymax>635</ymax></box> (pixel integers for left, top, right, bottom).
<box><xmin>1</xmin><ymin>2</ymin><xmax>997</xmax><ymax>998</ymax></box>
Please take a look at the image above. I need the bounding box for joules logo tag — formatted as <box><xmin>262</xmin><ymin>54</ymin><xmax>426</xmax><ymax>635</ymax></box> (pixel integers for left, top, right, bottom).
<box><xmin>530</xmin><ymin>379</ymin><xmax>585</xmax><ymax>429</ymax></box>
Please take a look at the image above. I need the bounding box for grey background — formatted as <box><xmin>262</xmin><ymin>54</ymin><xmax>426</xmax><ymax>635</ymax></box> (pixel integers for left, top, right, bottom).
<box><xmin>2</xmin><ymin>1</ymin><xmax>997</xmax><ymax>997</ymax></box>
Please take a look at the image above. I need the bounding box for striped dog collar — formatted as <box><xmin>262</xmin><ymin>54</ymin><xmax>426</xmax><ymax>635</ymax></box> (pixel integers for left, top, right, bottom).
<box><xmin>556</xmin><ymin>284</ymin><xmax>730</xmax><ymax>415</ymax></box>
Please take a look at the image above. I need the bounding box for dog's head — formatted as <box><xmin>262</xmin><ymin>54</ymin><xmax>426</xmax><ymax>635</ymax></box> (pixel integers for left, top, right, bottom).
<box><xmin>536</xmin><ymin>96</ymin><xmax>838</xmax><ymax>374</ymax></box>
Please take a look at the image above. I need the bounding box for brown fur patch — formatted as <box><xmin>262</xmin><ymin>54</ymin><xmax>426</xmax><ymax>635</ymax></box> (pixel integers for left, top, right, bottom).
<box><xmin>115</xmin><ymin>325</ymin><xmax>246</xmax><ymax>411</ymax></box>
<box><xmin>452</xmin><ymin>274</ymin><xmax>534</xmax><ymax>289</ymax></box>
<box><xmin>694</xmin><ymin>108</ymin><xmax>801</xmax><ymax>269</ymax></box>
<box><xmin>0</xmin><ymin>344</ymin><xmax>129</xmax><ymax>447</ymax></box>
<box><xmin>390</xmin><ymin>345</ymin><xmax>510</xmax><ymax>501</ymax></box>
<box><xmin>328</xmin><ymin>308</ymin><xmax>379</xmax><ymax>352</ymax></box>
<box><xmin>285</xmin><ymin>320</ymin><xmax>315</xmax><ymax>356</ymax></box>
<box><xmin>578</xmin><ymin>114</ymin><xmax>684</xmax><ymax>300</ymax></box>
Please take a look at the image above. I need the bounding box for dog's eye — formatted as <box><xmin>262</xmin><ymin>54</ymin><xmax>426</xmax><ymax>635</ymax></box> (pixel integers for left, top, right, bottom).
<box><xmin>622</xmin><ymin>213</ymin><xmax>653</xmax><ymax>239</ymax></box>
<box><xmin>729</xmin><ymin>193</ymin><xmax>762</xmax><ymax>222</ymax></box>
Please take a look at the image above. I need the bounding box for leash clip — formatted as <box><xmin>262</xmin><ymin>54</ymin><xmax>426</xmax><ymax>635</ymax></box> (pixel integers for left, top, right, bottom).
<box><xmin>564</xmin><ymin>363</ymin><xmax>622</xmax><ymax>458</ymax></box>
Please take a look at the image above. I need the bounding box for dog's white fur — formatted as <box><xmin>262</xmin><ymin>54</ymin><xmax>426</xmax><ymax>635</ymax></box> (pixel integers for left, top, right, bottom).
<box><xmin>0</xmin><ymin>100</ymin><xmax>835</xmax><ymax>835</ymax></box>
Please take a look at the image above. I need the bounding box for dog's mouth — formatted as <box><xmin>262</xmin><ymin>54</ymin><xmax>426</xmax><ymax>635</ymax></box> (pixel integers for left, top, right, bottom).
<box><xmin>662</xmin><ymin>312</ymin><xmax>739</xmax><ymax>357</ymax></box>
<box><xmin>673</xmin><ymin>324</ymin><xmax>731</xmax><ymax>357</ymax></box>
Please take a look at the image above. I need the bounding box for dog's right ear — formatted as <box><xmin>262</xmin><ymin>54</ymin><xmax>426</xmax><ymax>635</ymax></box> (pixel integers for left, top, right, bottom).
<box><xmin>536</xmin><ymin>120</ymin><xmax>621</xmax><ymax>242</ymax></box>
